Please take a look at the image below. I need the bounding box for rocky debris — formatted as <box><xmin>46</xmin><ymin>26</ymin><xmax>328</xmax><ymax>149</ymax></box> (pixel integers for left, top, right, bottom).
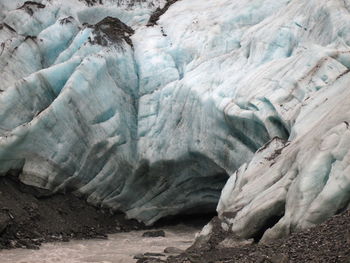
<box><xmin>135</xmin><ymin>252</ymin><xmax>166</xmax><ymax>263</ymax></box>
<box><xmin>0</xmin><ymin>174</ymin><xmax>145</xmax><ymax>250</ymax></box>
<box><xmin>147</xmin><ymin>0</ymin><xmax>179</xmax><ymax>26</ymax></box>
<box><xmin>142</xmin><ymin>230</ymin><xmax>166</xmax><ymax>237</ymax></box>
<box><xmin>89</xmin><ymin>16</ymin><xmax>134</xmax><ymax>47</ymax></box>
<box><xmin>165</xmin><ymin>210</ymin><xmax>350</xmax><ymax>263</ymax></box>
<box><xmin>17</xmin><ymin>1</ymin><xmax>45</xmax><ymax>16</ymax></box>
<box><xmin>189</xmin><ymin>216</ymin><xmax>228</xmax><ymax>252</ymax></box>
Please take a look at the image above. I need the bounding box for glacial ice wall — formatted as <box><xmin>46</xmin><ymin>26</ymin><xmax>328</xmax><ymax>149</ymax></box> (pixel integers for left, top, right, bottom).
<box><xmin>213</xmin><ymin>72</ymin><xmax>350</xmax><ymax>242</ymax></box>
<box><xmin>1</xmin><ymin>0</ymin><xmax>350</xmax><ymax>239</ymax></box>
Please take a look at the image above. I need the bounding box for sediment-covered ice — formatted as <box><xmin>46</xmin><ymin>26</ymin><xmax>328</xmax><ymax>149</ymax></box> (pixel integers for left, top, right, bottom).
<box><xmin>0</xmin><ymin>0</ymin><xmax>350</xmax><ymax>240</ymax></box>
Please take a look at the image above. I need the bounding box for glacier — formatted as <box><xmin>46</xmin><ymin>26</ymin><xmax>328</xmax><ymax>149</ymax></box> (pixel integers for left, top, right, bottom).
<box><xmin>1</xmin><ymin>0</ymin><xmax>350</xmax><ymax>242</ymax></box>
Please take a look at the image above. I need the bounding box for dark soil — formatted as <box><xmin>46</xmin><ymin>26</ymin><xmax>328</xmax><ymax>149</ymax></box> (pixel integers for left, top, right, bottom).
<box><xmin>0</xmin><ymin>172</ymin><xmax>145</xmax><ymax>250</ymax></box>
<box><xmin>147</xmin><ymin>0</ymin><xmax>179</xmax><ymax>26</ymax></box>
<box><xmin>164</xmin><ymin>211</ymin><xmax>350</xmax><ymax>263</ymax></box>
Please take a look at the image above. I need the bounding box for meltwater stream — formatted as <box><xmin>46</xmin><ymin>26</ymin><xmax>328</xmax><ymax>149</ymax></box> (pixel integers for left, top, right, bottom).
<box><xmin>0</xmin><ymin>225</ymin><xmax>199</xmax><ymax>263</ymax></box>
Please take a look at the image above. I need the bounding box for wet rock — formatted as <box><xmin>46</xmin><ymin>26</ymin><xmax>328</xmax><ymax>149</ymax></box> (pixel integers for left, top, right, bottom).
<box><xmin>142</xmin><ymin>230</ymin><xmax>165</xmax><ymax>237</ymax></box>
<box><xmin>25</xmin><ymin>243</ymin><xmax>40</xmax><ymax>250</ymax></box>
<box><xmin>134</xmin><ymin>253</ymin><xmax>144</xmax><ymax>259</ymax></box>
<box><xmin>164</xmin><ymin>247</ymin><xmax>184</xmax><ymax>254</ymax></box>
<box><xmin>19</xmin><ymin>239</ymin><xmax>40</xmax><ymax>250</ymax></box>
<box><xmin>94</xmin><ymin>233</ymin><xmax>108</xmax><ymax>239</ymax></box>
<box><xmin>135</xmin><ymin>251</ymin><xmax>167</xmax><ymax>261</ymax></box>
<box><xmin>62</xmin><ymin>236</ymin><xmax>70</xmax><ymax>242</ymax></box>
<box><xmin>135</xmin><ymin>253</ymin><xmax>166</xmax><ymax>263</ymax></box>
<box><xmin>9</xmin><ymin>240</ymin><xmax>18</xmax><ymax>248</ymax></box>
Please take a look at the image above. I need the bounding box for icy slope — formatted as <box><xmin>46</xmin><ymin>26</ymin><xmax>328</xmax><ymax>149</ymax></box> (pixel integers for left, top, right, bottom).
<box><xmin>1</xmin><ymin>0</ymin><xmax>350</xmax><ymax>239</ymax></box>
<box><xmin>215</xmin><ymin>73</ymin><xmax>350</xmax><ymax>242</ymax></box>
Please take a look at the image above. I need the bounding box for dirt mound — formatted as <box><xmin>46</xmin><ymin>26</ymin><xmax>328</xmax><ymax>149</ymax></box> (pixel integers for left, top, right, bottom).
<box><xmin>0</xmin><ymin>172</ymin><xmax>145</xmax><ymax>250</ymax></box>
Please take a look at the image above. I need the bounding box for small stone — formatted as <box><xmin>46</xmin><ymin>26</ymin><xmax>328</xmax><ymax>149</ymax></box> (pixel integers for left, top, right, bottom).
<box><xmin>25</xmin><ymin>243</ymin><xmax>40</xmax><ymax>250</ymax></box>
<box><xmin>8</xmin><ymin>212</ymin><xmax>14</xmax><ymax>220</ymax></box>
<box><xmin>62</xmin><ymin>236</ymin><xmax>70</xmax><ymax>242</ymax></box>
<box><xmin>9</xmin><ymin>240</ymin><xmax>17</xmax><ymax>248</ymax></box>
<box><xmin>142</xmin><ymin>230</ymin><xmax>165</xmax><ymax>238</ymax></box>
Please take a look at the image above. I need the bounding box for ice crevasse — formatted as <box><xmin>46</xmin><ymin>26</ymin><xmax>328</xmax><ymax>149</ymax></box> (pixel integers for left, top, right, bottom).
<box><xmin>0</xmin><ymin>0</ymin><xmax>350</xmax><ymax>240</ymax></box>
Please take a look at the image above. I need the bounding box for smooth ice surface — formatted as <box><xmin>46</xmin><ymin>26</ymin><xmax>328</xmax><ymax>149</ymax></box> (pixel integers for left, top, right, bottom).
<box><xmin>1</xmin><ymin>0</ymin><xmax>350</xmax><ymax>240</ymax></box>
<box><xmin>0</xmin><ymin>225</ymin><xmax>197</xmax><ymax>263</ymax></box>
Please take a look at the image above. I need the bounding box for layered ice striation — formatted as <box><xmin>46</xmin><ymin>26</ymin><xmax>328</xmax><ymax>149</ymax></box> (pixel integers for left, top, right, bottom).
<box><xmin>0</xmin><ymin>0</ymin><xmax>350</xmax><ymax>240</ymax></box>
<box><xmin>214</xmin><ymin>72</ymin><xmax>350</xmax><ymax>242</ymax></box>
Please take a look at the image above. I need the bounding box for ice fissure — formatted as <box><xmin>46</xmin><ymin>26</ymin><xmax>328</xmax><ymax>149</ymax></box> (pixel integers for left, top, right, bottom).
<box><xmin>1</xmin><ymin>0</ymin><xmax>350</xmax><ymax>241</ymax></box>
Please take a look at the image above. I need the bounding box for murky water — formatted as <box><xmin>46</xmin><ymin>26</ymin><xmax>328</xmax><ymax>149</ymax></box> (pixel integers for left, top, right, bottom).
<box><xmin>0</xmin><ymin>225</ymin><xmax>198</xmax><ymax>263</ymax></box>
